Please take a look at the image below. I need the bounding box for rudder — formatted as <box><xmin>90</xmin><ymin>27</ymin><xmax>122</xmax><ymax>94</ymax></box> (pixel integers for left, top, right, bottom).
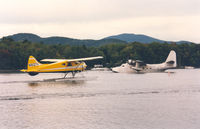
<box><xmin>165</xmin><ymin>50</ymin><xmax>177</xmax><ymax>67</ymax></box>
<box><xmin>27</xmin><ymin>56</ymin><xmax>41</xmax><ymax>70</ymax></box>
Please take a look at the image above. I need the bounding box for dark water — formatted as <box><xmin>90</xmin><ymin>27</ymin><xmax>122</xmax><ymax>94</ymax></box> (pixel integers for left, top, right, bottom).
<box><xmin>0</xmin><ymin>69</ymin><xmax>200</xmax><ymax>129</ymax></box>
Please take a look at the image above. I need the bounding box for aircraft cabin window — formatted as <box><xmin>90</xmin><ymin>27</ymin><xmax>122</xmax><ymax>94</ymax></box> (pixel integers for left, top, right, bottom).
<box><xmin>67</xmin><ymin>62</ymin><xmax>73</xmax><ymax>66</ymax></box>
<box><xmin>75</xmin><ymin>62</ymin><xmax>79</xmax><ymax>65</ymax></box>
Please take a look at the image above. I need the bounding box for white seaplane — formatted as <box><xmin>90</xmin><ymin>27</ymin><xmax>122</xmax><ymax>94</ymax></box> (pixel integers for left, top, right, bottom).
<box><xmin>112</xmin><ymin>50</ymin><xmax>177</xmax><ymax>73</ymax></box>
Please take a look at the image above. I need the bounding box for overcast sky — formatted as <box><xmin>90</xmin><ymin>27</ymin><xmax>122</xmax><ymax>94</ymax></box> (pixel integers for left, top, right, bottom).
<box><xmin>0</xmin><ymin>0</ymin><xmax>199</xmax><ymax>42</ymax></box>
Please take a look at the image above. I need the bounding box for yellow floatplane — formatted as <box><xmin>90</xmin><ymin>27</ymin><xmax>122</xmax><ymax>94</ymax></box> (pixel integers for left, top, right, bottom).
<box><xmin>21</xmin><ymin>56</ymin><xmax>103</xmax><ymax>78</ymax></box>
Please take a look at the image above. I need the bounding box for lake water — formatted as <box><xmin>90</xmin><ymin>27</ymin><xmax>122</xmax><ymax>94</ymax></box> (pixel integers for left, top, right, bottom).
<box><xmin>0</xmin><ymin>69</ymin><xmax>200</xmax><ymax>129</ymax></box>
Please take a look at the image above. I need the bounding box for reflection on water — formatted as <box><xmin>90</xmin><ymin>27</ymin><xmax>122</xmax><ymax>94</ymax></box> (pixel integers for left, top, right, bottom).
<box><xmin>0</xmin><ymin>70</ymin><xmax>200</xmax><ymax>129</ymax></box>
<box><xmin>28</xmin><ymin>79</ymin><xmax>85</xmax><ymax>87</ymax></box>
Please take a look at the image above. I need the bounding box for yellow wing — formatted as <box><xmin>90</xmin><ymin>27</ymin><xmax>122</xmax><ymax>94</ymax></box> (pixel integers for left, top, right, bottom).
<box><xmin>40</xmin><ymin>56</ymin><xmax>103</xmax><ymax>62</ymax></box>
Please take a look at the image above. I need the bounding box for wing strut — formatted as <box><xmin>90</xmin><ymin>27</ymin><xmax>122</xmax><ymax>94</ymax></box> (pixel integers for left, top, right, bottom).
<box><xmin>63</xmin><ymin>72</ymin><xmax>68</xmax><ymax>78</ymax></box>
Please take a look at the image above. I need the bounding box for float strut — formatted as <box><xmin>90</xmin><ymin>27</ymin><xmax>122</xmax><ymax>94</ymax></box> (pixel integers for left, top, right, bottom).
<box><xmin>72</xmin><ymin>72</ymin><xmax>76</xmax><ymax>78</ymax></box>
<box><xmin>64</xmin><ymin>72</ymin><xmax>68</xmax><ymax>78</ymax></box>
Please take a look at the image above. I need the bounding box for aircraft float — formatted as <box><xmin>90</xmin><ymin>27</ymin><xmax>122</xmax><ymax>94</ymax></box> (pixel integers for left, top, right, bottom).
<box><xmin>112</xmin><ymin>50</ymin><xmax>177</xmax><ymax>73</ymax></box>
<box><xmin>21</xmin><ymin>56</ymin><xmax>103</xmax><ymax>78</ymax></box>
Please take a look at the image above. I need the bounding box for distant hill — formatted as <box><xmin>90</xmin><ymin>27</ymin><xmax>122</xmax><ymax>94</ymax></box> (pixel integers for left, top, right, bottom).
<box><xmin>4</xmin><ymin>33</ymin><xmax>126</xmax><ymax>46</ymax></box>
<box><xmin>104</xmin><ymin>33</ymin><xmax>165</xmax><ymax>43</ymax></box>
<box><xmin>6</xmin><ymin>33</ymin><xmax>42</xmax><ymax>43</ymax></box>
<box><xmin>2</xmin><ymin>33</ymin><xmax>194</xmax><ymax>46</ymax></box>
<box><xmin>175</xmin><ymin>40</ymin><xmax>194</xmax><ymax>44</ymax></box>
<box><xmin>105</xmin><ymin>33</ymin><xmax>193</xmax><ymax>44</ymax></box>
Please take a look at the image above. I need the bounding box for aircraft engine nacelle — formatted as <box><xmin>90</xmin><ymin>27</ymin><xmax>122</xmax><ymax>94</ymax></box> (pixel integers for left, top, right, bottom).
<box><xmin>28</xmin><ymin>72</ymin><xmax>39</xmax><ymax>76</ymax></box>
<box><xmin>127</xmin><ymin>59</ymin><xmax>135</xmax><ymax>65</ymax></box>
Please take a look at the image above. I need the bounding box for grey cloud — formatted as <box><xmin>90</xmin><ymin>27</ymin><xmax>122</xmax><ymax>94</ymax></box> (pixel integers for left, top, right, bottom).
<box><xmin>0</xmin><ymin>0</ymin><xmax>199</xmax><ymax>24</ymax></box>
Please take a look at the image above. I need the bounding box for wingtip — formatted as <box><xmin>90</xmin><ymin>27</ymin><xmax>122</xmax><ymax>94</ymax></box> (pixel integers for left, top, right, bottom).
<box><xmin>97</xmin><ymin>56</ymin><xmax>103</xmax><ymax>58</ymax></box>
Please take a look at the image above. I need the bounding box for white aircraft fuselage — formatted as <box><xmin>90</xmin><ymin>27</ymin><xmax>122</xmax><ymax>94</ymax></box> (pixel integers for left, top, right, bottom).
<box><xmin>112</xmin><ymin>50</ymin><xmax>177</xmax><ymax>73</ymax></box>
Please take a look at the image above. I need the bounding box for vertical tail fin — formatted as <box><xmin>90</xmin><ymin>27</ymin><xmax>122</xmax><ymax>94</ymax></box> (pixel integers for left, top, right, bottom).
<box><xmin>165</xmin><ymin>50</ymin><xmax>177</xmax><ymax>67</ymax></box>
<box><xmin>27</xmin><ymin>56</ymin><xmax>41</xmax><ymax>70</ymax></box>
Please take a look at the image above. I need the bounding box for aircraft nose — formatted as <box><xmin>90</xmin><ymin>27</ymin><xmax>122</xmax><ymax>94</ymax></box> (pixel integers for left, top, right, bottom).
<box><xmin>111</xmin><ymin>67</ymin><xmax>118</xmax><ymax>73</ymax></box>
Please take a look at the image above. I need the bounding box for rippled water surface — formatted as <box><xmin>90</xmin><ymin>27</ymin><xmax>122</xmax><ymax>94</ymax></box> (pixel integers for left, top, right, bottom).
<box><xmin>0</xmin><ymin>69</ymin><xmax>200</xmax><ymax>129</ymax></box>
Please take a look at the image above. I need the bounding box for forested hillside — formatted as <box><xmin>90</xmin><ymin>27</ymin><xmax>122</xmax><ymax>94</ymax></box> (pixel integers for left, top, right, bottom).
<box><xmin>0</xmin><ymin>37</ymin><xmax>200</xmax><ymax>70</ymax></box>
<box><xmin>3</xmin><ymin>33</ymin><xmax>126</xmax><ymax>46</ymax></box>
<box><xmin>4</xmin><ymin>33</ymin><xmax>194</xmax><ymax>45</ymax></box>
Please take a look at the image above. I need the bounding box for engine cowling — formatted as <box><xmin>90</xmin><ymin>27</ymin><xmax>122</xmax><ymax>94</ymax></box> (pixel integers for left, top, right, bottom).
<box><xmin>127</xmin><ymin>59</ymin><xmax>135</xmax><ymax>65</ymax></box>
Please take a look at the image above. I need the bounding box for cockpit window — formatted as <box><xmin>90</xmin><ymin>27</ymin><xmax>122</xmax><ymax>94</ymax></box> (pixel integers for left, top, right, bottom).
<box><xmin>74</xmin><ymin>62</ymin><xmax>80</xmax><ymax>65</ymax></box>
<box><xmin>67</xmin><ymin>62</ymin><xmax>73</xmax><ymax>66</ymax></box>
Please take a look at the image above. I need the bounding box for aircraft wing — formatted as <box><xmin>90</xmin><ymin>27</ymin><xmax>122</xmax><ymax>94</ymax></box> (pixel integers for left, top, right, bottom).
<box><xmin>66</xmin><ymin>56</ymin><xmax>103</xmax><ymax>62</ymax></box>
<box><xmin>40</xmin><ymin>59</ymin><xmax>66</xmax><ymax>62</ymax></box>
<box><xmin>131</xmin><ymin>67</ymin><xmax>143</xmax><ymax>72</ymax></box>
<box><xmin>41</xmin><ymin>56</ymin><xmax>103</xmax><ymax>62</ymax></box>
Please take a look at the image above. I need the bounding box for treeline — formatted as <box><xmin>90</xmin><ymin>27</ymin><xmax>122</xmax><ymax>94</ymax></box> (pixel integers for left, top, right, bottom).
<box><xmin>0</xmin><ymin>38</ymin><xmax>200</xmax><ymax>70</ymax></box>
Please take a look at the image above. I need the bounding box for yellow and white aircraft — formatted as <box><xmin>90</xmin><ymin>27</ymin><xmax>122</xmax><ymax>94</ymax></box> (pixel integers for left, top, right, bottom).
<box><xmin>21</xmin><ymin>56</ymin><xmax>103</xmax><ymax>77</ymax></box>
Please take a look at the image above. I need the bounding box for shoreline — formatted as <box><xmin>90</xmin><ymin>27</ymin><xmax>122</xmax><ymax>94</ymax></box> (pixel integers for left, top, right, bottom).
<box><xmin>0</xmin><ymin>70</ymin><xmax>21</xmax><ymax>73</ymax></box>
